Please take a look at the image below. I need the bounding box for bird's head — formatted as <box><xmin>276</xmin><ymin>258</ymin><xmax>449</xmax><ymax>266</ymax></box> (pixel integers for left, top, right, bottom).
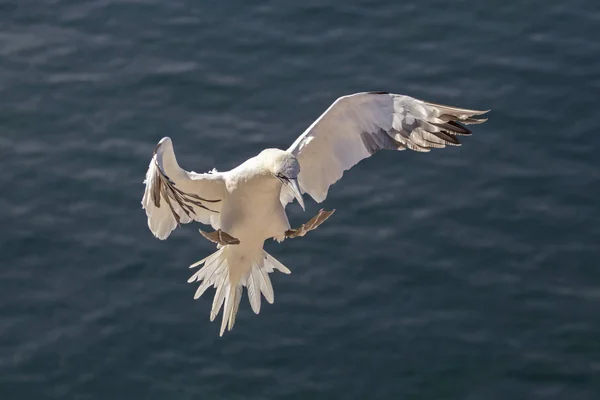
<box><xmin>259</xmin><ymin>148</ymin><xmax>305</xmax><ymax>210</ymax></box>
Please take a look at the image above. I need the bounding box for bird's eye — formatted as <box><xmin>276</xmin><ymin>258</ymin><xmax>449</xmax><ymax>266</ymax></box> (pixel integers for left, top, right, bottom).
<box><xmin>276</xmin><ymin>173</ymin><xmax>286</xmax><ymax>179</ymax></box>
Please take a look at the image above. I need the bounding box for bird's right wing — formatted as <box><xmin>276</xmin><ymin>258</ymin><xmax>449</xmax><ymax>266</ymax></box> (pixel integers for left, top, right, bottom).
<box><xmin>283</xmin><ymin>92</ymin><xmax>488</xmax><ymax>204</ymax></box>
<box><xmin>142</xmin><ymin>137</ymin><xmax>227</xmax><ymax>240</ymax></box>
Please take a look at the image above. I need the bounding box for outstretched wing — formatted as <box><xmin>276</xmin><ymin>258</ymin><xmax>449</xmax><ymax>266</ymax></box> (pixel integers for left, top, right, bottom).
<box><xmin>142</xmin><ymin>137</ymin><xmax>227</xmax><ymax>240</ymax></box>
<box><xmin>284</xmin><ymin>92</ymin><xmax>489</xmax><ymax>203</ymax></box>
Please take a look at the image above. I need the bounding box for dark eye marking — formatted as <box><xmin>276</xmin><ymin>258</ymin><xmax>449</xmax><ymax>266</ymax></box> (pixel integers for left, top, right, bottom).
<box><xmin>276</xmin><ymin>173</ymin><xmax>286</xmax><ymax>179</ymax></box>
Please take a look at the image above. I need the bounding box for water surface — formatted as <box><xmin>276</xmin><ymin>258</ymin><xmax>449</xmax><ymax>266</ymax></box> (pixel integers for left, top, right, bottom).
<box><xmin>1</xmin><ymin>0</ymin><xmax>599</xmax><ymax>399</ymax></box>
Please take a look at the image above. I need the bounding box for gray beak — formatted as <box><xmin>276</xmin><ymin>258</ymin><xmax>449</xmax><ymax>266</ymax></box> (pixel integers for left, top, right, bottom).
<box><xmin>285</xmin><ymin>178</ymin><xmax>305</xmax><ymax>211</ymax></box>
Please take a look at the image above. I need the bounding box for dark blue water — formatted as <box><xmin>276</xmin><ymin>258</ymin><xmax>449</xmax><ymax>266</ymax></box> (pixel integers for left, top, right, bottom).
<box><xmin>1</xmin><ymin>1</ymin><xmax>600</xmax><ymax>399</ymax></box>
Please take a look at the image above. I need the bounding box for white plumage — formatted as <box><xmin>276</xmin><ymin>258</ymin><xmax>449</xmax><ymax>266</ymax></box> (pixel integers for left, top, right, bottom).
<box><xmin>142</xmin><ymin>92</ymin><xmax>489</xmax><ymax>336</ymax></box>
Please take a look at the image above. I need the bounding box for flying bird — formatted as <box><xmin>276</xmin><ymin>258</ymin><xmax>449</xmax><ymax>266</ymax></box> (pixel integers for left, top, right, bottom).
<box><xmin>142</xmin><ymin>92</ymin><xmax>488</xmax><ymax>335</ymax></box>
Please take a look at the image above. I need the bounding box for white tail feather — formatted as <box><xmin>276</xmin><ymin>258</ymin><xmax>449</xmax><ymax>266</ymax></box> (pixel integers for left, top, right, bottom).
<box><xmin>189</xmin><ymin>247</ymin><xmax>291</xmax><ymax>336</ymax></box>
<box><xmin>258</xmin><ymin>268</ymin><xmax>274</xmax><ymax>304</ymax></box>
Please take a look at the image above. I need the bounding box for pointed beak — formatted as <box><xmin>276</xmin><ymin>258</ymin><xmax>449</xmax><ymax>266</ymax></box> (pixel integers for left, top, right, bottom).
<box><xmin>285</xmin><ymin>178</ymin><xmax>305</xmax><ymax>211</ymax></box>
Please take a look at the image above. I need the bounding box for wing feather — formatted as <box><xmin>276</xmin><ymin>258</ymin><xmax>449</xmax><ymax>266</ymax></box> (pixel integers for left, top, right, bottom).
<box><xmin>285</xmin><ymin>92</ymin><xmax>488</xmax><ymax>203</ymax></box>
<box><xmin>142</xmin><ymin>137</ymin><xmax>226</xmax><ymax>239</ymax></box>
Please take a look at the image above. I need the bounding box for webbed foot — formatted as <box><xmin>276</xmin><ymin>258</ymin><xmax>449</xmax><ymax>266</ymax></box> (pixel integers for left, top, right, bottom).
<box><xmin>285</xmin><ymin>209</ymin><xmax>336</xmax><ymax>239</ymax></box>
<box><xmin>199</xmin><ymin>229</ymin><xmax>240</xmax><ymax>245</ymax></box>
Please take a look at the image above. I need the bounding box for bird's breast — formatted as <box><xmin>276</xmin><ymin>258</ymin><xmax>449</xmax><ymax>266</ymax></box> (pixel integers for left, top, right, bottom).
<box><xmin>219</xmin><ymin>178</ymin><xmax>287</xmax><ymax>244</ymax></box>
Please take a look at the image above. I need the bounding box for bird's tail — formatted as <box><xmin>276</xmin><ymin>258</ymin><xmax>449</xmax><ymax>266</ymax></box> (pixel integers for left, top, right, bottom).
<box><xmin>188</xmin><ymin>246</ymin><xmax>291</xmax><ymax>336</ymax></box>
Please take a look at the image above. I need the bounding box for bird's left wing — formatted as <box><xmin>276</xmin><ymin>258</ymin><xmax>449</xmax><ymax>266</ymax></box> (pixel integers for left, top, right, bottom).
<box><xmin>283</xmin><ymin>92</ymin><xmax>488</xmax><ymax>204</ymax></box>
<box><xmin>142</xmin><ymin>137</ymin><xmax>226</xmax><ymax>240</ymax></box>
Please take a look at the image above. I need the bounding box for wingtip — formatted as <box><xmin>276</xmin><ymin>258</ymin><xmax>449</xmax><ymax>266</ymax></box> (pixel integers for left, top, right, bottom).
<box><xmin>469</xmin><ymin>108</ymin><xmax>490</xmax><ymax>116</ymax></box>
<box><xmin>154</xmin><ymin>137</ymin><xmax>172</xmax><ymax>155</ymax></box>
<box><xmin>424</xmin><ymin>101</ymin><xmax>490</xmax><ymax>117</ymax></box>
<box><xmin>464</xmin><ymin>117</ymin><xmax>488</xmax><ymax>124</ymax></box>
<box><xmin>158</xmin><ymin>136</ymin><xmax>172</xmax><ymax>145</ymax></box>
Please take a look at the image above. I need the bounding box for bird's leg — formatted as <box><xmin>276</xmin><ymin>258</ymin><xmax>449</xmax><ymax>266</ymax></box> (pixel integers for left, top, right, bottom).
<box><xmin>199</xmin><ymin>229</ymin><xmax>240</xmax><ymax>245</ymax></box>
<box><xmin>285</xmin><ymin>209</ymin><xmax>336</xmax><ymax>239</ymax></box>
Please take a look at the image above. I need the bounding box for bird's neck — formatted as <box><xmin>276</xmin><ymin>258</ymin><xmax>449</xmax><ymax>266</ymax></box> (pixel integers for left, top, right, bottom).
<box><xmin>226</xmin><ymin>168</ymin><xmax>281</xmax><ymax>195</ymax></box>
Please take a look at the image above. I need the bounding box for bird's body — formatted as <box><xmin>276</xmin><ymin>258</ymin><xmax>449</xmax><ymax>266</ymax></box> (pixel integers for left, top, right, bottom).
<box><xmin>142</xmin><ymin>92</ymin><xmax>489</xmax><ymax>335</ymax></box>
<box><xmin>221</xmin><ymin>151</ymin><xmax>291</xmax><ymax>244</ymax></box>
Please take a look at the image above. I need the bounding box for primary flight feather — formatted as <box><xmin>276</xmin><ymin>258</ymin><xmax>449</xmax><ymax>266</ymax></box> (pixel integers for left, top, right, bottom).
<box><xmin>141</xmin><ymin>91</ymin><xmax>489</xmax><ymax>336</ymax></box>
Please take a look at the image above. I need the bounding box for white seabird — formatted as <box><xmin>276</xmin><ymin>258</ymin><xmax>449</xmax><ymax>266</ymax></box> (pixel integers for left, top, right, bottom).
<box><xmin>142</xmin><ymin>91</ymin><xmax>488</xmax><ymax>335</ymax></box>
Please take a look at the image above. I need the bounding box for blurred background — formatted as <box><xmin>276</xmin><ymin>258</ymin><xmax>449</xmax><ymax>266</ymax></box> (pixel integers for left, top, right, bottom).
<box><xmin>1</xmin><ymin>0</ymin><xmax>599</xmax><ymax>399</ymax></box>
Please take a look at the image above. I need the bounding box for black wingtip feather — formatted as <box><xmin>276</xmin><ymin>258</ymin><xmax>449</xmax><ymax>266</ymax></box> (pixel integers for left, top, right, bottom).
<box><xmin>432</xmin><ymin>121</ymin><xmax>471</xmax><ymax>136</ymax></box>
<box><xmin>432</xmin><ymin>130</ymin><xmax>461</xmax><ymax>146</ymax></box>
<box><xmin>447</xmin><ymin>120</ymin><xmax>472</xmax><ymax>135</ymax></box>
